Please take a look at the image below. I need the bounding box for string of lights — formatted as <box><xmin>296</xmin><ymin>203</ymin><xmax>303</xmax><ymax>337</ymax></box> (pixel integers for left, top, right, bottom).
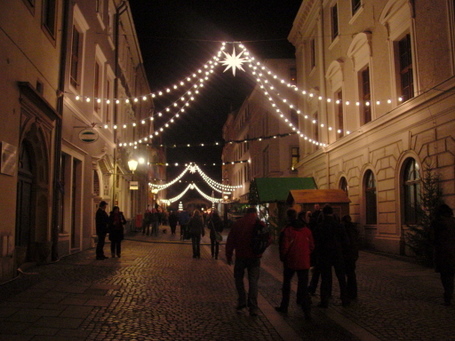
<box><xmin>68</xmin><ymin>41</ymin><xmax>405</xmax><ymax>149</ymax></box>
<box><xmin>134</xmin><ymin>131</ymin><xmax>296</xmax><ymax>149</ymax></box>
<box><xmin>160</xmin><ymin>182</ymin><xmax>224</xmax><ymax>205</ymax></box>
<box><xmin>147</xmin><ymin>159</ymin><xmax>250</xmax><ymax>167</ymax></box>
<box><xmin>149</xmin><ymin>163</ymin><xmax>241</xmax><ymax>193</ymax></box>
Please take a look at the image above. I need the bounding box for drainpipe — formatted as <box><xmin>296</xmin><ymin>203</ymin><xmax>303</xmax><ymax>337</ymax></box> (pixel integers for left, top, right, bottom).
<box><xmin>52</xmin><ymin>0</ymin><xmax>71</xmax><ymax>261</ymax></box>
<box><xmin>112</xmin><ymin>1</ymin><xmax>128</xmax><ymax>205</ymax></box>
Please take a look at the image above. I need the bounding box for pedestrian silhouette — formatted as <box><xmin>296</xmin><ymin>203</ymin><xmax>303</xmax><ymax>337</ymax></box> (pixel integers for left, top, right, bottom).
<box><xmin>108</xmin><ymin>206</ymin><xmax>126</xmax><ymax>258</ymax></box>
<box><xmin>226</xmin><ymin>207</ymin><xmax>270</xmax><ymax>316</ymax></box>
<box><xmin>432</xmin><ymin>204</ymin><xmax>455</xmax><ymax>306</ymax></box>
<box><xmin>95</xmin><ymin>201</ymin><xmax>109</xmax><ymax>260</ymax></box>
<box><xmin>188</xmin><ymin>209</ymin><xmax>205</xmax><ymax>258</ymax></box>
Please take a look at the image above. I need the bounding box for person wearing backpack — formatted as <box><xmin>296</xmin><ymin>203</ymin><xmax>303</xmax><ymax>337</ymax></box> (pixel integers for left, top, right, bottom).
<box><xmin>275</xmin><ymin>209</ymin><xmax>314</xmax><ymax>320</ymax></box>
<box><xmin>226</xmin><ymin>207</ymin><xmax>270</xmax><ymax>316</ymax></box>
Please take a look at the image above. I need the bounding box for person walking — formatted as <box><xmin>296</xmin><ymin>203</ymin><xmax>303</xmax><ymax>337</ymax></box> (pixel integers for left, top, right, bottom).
<box><xmin>188</xmin><ymin>209</ymin><xmax>205</xmax><ymax>258</ymax></box>
<box><xmin>179</xmin><ymin>209</ymin><xmax>190</xmax><ymax>240</ymax></box>
<box><xmin>308</xmin><ymin>203</ymin><xmax>323</xmax><ymax>296</ymax></box>
<box><xmin>168</xmin><ymin>210</ymin><xmax>179</xmax><ymax>235</ymax></box>
<box><xmin>208</xmin><ymin>209</ymin><xmax>223</xmax><ymax>259</ymax></box>
<box><xmin>226</xmin><ymin>207</ymin><xmax>269</xmax><ymax>316</ymax></box>
<box><xmin>142</xmin><ymin>206</ymin><xmax>152</xmax><ymax>236</ymax></box>
<box><xmin>315</xmin><ymin>205</ymin><xmax>350</xmax><ymax>308</ymax></box>
<box><xmin>150</xmin><ymin>208</ymin><xmax>159</xmax><ymax>237</ymax></box>
<box><xmin>275</xmin><ymin>209</ymin><xmax>314</xmax><ymax>320</ymax></box>
<box><xmin>95</xmin><ymin>201</ymin><xmax>109</xmax><ymax>260</ymax></box>
<box><xmin>341</xmin><ymin>215</ymin><xmax>360</xmax><ymax>300</ymax></box>
<box><xmin>108</xmin><ymin>206</ymin><xmax>127</xmax><ymax>258</ymax></box>
<box><xmin>432</xmin><ymin>204</ymin><xmax>455</xmax><ymax>306</ymax></box>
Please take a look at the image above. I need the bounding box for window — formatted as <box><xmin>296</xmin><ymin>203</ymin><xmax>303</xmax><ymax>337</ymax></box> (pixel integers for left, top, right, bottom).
<box><xmin>352</xmin><ymin>0</ymin><xmax>361</xmax><ymax>15</ymax></box>
<box><xmin>96</xmin><ymin>0</ymin><xmax>104</xmax><ymax>15</ymax></box>
<box><xmin>331</xmin><ymin>3</ymin><xmax>339</xmax><ymax>40</ymax></box>
<box><xmin>36</xmin><ymin>80</ymin><xmax>43</xmax><ymax>95</ymax></box>
<box><xmin>451</xmin><ymin>0</ymin><xmax>455</xmax><ymax>68</ymax></box>
<box><xmin>379</xmin><ymin>1</ymin><xmax>414</xmax><ymax>105</ymax></box>
<box><xmin>22</xmin><ymin>0</ymin><xmax>35</xmax><ymax>14</ymax></box>
<box><xmin>312</xmin><ymin>112</ymin><xmax>319</xmax><ymax>148</ymax></box>
<box><xmin>70</xmin><ymin>26</ymin><xmax>81</xmax><ymax>88</ymax></box>
<box><xmin>42</xmin><ymin>0</ymin><xmax>57</xmax><ymax>38</ymax></box>
<box><xmin>398</xmin><ymin>34</ymin><xmax>414</xmax><ymax>101</ymax></box>
<box><xmin>290</xmin><ymin>109</ymin><xmax>298</xmax><ymax>126</ymax></box>
<box><xmin>105</xmin><ymin>78</ymin><xmax>112</xmax><ymax>123</ymax></box>
<box><xmin>364</xmin><ymin>170</ymin><xmax>377</xmax><ymax>224</ymax></box>
<box><xmin>360</xmin><ymin>67</ymin><xmax>371</xmax><ymax>124</ymax></box>
<box><xmin>262</xmin><ymin>147</ymin><xmax>269</xmax><ymax>177</ymax></box>
<box><xmin>310</xmin><ymin>38</ymin><xmax>316</xmax><ymax>69</ymax></box>
<box><xmin>339</xmin><ymin>177</ymin><xmax>349</xmax><ymax>196</ymax></box>
<box><xmin>336</xmin><ymin>90</ymin><xmax>344</xmax><ymax>139</ymax></box>
<box><xmin>291</xmin><ymin>147</ymin><xmax>299</xmax><ymax>171</ymax></box>
<box><xmin>290</xmin><ymin>67</ymin><xmax>297</xmax><ymax>85</ymax></box>
<box><xmin>93</xmin><ymin>170</ymin><xmax>100</xmax><ymax>196</ymax></box>
<box><xmin>94</xmin><ymin>61</ymin><xmax>101</xmax><ymax>113</ymax></box>
<box><xmin>402</xmin><ymin>158</ymin><xmax>420</xmax><ymax>225</ymax></box>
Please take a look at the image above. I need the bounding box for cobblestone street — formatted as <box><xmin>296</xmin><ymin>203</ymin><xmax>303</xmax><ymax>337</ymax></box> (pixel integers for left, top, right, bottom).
<box><xmin>0</xmin><ymin>228</ymin><xmax>454</xmax><ymax>340</ymax></box>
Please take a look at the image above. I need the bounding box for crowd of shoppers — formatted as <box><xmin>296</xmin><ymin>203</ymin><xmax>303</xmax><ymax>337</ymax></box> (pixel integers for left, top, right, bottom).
<box><xmin>94</xmin><ymin>201</ymin><xmax>454</xmax><ymax>320</ymax></box>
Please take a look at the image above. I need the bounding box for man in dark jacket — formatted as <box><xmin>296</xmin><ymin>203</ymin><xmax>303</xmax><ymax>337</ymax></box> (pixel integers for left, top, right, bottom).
<box><xmin>95</xmin><ymin>201</ymin><xmax>109</xmax><ymax>260</ymax></box>
<box><xmin>314</xmin><ymin>205</ymin><xmax>350</xmax><ymax>307</ymax></box>
<box><xmin>226</xmin><ymin>207</ymin><xmax>269</xmax><ymax>316</ymax></box>
<box><xmin>432</xmin><ymin>204</ymin><xmax>455</xmax><ymax>306</ymax></box>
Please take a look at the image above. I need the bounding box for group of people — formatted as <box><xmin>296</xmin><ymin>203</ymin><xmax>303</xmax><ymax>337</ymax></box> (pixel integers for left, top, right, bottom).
<box><xmin>273</xmin><ymin>204</ymin><xmax>362</xmax><ymax>320</ymax></box>
<box><xmin>94</xmin><ymin>199</ymin><xmax>455</xmax><ymax>317</ymax></box>
<box><xmin>184</xmin><ymin>209</ymin><xmax>224</xmax><ymax>259</ymax></box>
<box><xmin>225</xmin><ymin>202</ymin><xmax>455</xmax><ymax>321</ymax></box>
<box><xmin>142</xmin><ymin>206</ymin><xmax>166</xmax><ymax>236</ymax></box>
<box><xmin>95</xmin><ymin>201</ymin><xmax>127</xmax><ymax>260</ymax></box>
<box><xmin>225</xmin><ymin>205</ymin><xmax>359</xmax><ymax>320</ymax></box>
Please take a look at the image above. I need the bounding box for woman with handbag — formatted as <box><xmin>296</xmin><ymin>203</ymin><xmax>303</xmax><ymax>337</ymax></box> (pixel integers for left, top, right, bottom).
<box><xmin>208</xmin><ymin>209</ymin><xmax>223</xmax><ymax>259</ymax></box>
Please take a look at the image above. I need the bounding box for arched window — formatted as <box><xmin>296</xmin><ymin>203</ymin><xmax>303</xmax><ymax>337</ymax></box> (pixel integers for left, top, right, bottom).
<box><xmin>402</xmin><ymin>158</ymin><xmax>420</xmax><ymax>225</ymax></box>
<box><xmin>93</xmin><ymin>170</ymin><xmax>100</xmax><ymax>196</ymax></box>
<box><xmin>339</xmin><ymin>177</ymin><xmax>349</xmax><ymax>196</ymax></box>
<box><xmin>364</xmin><ymin>170</ymin><xmax>377</xmax><ymax>224</ymax></box>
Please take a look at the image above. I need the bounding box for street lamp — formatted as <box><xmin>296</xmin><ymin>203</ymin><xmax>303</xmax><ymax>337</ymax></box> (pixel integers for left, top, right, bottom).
<box><xmin>128</xmin><ymin>159</ymin><xmax>138</xmax><ymax>173</ymax></box>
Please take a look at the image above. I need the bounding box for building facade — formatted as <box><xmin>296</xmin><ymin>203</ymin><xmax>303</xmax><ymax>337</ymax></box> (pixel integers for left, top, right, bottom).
<box><xmin>289</xmin><ymin>0</ymin><xmax>455</xmax><ymax>254</ymax></box>
<box><xmin>222</xmin><ymin>59</ymin><xmax>300</xmax><ymax>203</ymax></box>
<box><xmin>0</xmin><ymin>0</ymin><xmax>156</xmax><ymax>282</ymax></box>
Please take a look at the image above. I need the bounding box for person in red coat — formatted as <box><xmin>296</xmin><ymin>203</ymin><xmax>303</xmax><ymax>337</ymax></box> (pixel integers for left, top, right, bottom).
<box><xmin>275</xmin><ymin>208</ymin><xmax>314</xmax><ymax>320</ymax></box>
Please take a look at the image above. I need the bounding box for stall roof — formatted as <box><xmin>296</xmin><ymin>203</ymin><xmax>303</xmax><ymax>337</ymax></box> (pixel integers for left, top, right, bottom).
<box><xmin>255</xmin><ymin>177</ymin><xmax>317</xmax><ymax>203</ymax></box>
<box><xmin>287</xmin><ymin>189</ymin><xmax>350</xmax><ymax>205</ymax></box>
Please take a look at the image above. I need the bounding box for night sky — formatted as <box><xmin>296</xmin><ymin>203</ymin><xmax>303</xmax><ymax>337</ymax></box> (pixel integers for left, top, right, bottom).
<box><xmin>129</xmin><ymin>0</ymin><xmax>301</xmax><ymax>201</ymax></box>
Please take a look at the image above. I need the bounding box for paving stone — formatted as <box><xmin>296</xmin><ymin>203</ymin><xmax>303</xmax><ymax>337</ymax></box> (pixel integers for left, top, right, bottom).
<box><xmin>0</xmin><ymin>229</ymin><xmax>454</xmax><ymax>340</ymax></box>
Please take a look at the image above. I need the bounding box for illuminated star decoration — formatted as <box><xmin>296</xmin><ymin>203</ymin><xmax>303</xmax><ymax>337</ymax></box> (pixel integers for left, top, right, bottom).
<box><xmin>221</xmin><ymin>47</ymin><xmax>248</xmax><ymax>76</ymax></box>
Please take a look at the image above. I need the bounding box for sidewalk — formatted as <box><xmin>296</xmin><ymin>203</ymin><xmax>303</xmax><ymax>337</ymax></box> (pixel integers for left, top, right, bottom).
<box><xmin>0</xmin><ymin>225</ymin><xmax>454</xmax><ymax>340</ymax></box>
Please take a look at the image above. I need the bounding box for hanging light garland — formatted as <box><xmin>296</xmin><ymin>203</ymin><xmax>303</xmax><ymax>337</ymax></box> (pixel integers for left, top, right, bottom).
<box><xmin>160</xmin><ymin>182</ymin><xmax>224</xmax><ymax>205</ymax></box>
<box><xmin>149</xmin><ymin>162</ymin><xmax>241</xmax><ymax>194</ymax></box>
<box><xmin>70</xmin><ymin>41</ymin><xmax>404</xmax><ymax>149</ymax></box>
<box><xmin>148</xmin><ymin>159</ymin><xmax>250</xmax><ymax>167</ymax></box>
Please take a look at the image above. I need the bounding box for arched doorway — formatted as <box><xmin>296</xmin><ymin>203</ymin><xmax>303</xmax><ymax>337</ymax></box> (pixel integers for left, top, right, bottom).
<box><xmin>15</xmin><ymin>125</ymin><xmax>50</xmax><ymax>266</ymax></box>
<box><xmin>15</xmin><ymin>143</ymin><xmax>34</xmax><ymax>263</ymax></box>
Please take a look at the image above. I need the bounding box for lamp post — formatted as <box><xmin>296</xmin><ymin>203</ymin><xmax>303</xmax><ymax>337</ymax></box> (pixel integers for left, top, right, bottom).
<box><xmin>128</xmin><ymin>158</ymin><xmax>138</xmax><ymax>228</ymax></box>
